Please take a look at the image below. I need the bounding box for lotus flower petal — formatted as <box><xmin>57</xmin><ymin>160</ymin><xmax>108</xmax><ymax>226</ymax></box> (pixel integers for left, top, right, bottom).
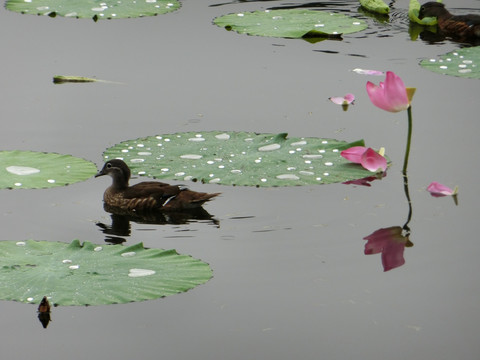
<box><xmin>427</xmin><ymin>182</ymin><xmax>457</xmax><ymax>197</ymax></box>
<box><xmin>340</xmin><ymin>146</ymin><xmax>367</xmax><ymax>163</ymax></box>
<box><xmin>360</xmin><ymin>148</ymin><xmax>387</xmax><ymax>172</ymax></box>
<box><xmin>329</xmin><ymin>93</ymin><xmax>355</xmax><ymax>105</ymax></box>
<box><xmin>366</xmin><ymin>71</ymin><xmax>410</xmax><ymax>113</ymax></box>
<box><xmin>352</xmin><ymin>68</ymin><xmax>385</xmax><ymax>76</ymax></box>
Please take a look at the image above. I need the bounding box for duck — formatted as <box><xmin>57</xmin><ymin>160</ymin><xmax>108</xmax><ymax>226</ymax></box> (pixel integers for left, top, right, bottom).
<box><xmin>95</xmin><ymin>159</ymin><xmax>220</xmax><ymax>211</ymax></box>
<box><xmin>418</xmin><ymin>2</ymin><xmax>480</xmax><ymax>39</ymax></box>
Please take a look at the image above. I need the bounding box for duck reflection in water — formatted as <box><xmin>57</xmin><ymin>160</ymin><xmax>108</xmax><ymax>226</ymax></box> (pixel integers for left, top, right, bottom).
<box><xmin>97</xmin><ymin>204</ymin><xmax>220</xmax><ymax>244</ymax></box>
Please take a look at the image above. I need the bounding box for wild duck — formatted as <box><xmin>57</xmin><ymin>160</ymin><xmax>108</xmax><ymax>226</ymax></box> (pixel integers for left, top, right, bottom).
<box><xmin>419</xmin><ymin>2</ymin><xmax>480</xmax><ymax>39</ymax></box>
<box><xmin>95</xmin><ymin>159</ymin><xmax>220</xmax><ymax>211</ymax></box>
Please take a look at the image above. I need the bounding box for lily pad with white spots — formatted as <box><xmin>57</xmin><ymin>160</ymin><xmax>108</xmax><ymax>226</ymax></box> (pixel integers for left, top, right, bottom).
<box><xmin>5</xmin><ymin>0</ymin><xmax>180</xmax><ymax>20</ymax></box>
<box><xmin>0</xmin><ymin>240</ymin><xmax>212</xmax><ymax>306</ymax></box>
<box><xmin>0</xmin><ymin>151</ymin><xmax>97</xmax><ymax>189</ymax></box>
<box><xmin>213</xmin><ymin>9</ymin><xmax>367</xmax><ymax>39</ymax></box>
<box><xmin>102</xmin><ymin>131</ymin><xmax>389</xmax><ymax>187</ymax></box>
<box><xmin>420</xmin><ymin>46</ymin><xmax>480</xmax><ymax>79</ymax></box>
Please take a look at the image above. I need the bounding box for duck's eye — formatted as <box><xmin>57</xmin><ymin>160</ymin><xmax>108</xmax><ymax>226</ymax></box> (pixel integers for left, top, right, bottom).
<box><xmin>106</xmin><ymin>163</ymin><xmax>112</xmax><ymax>168</ymax></box>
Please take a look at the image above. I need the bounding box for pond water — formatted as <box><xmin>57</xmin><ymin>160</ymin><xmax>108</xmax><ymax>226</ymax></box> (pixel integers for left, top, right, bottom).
<box><xmin>1</xmin><ymin>0</ymin><xmax>480</xmax><ymax>359</ymax></box>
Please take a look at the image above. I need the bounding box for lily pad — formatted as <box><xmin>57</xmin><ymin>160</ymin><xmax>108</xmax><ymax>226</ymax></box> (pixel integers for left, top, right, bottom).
<box><xmin>420</xmin><ymin>46</ymin><xmax>480</xmax><ymax>79</ymax></box>
<box><xmin>359</xmin><ymin>0</ymin><xmax>389</xmax><ymax>15</ymax></box>
<box><xmin>102</xmin><ymin>131</ymin><xmax>388</xmax><ymax>187</ymax></box>
<box><xmin>0</xmin><ymin>151</ymin><xmax>97</xmax><ymax>189</ymax></box>
<box><xmin>213</xmin><ymin>9</ymin><xmax>367</xmax><ymax>39</ymax></box>
<box><xmin>408</xmin><ymin>0</ymin><xmax>438</xmax><ymax>26</ymax></box>
<box><xmin>0</xmin><ymin>240</ymin><xmax>212</xmax><ymax>306</ymax></box>
<box><xmin>5</xmin><ymin>0</ymin><xmax>180</xmax><ymax>20</ymax></box>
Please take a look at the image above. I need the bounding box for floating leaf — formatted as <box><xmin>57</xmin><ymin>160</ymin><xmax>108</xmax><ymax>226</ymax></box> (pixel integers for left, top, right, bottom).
<box><xmin>408</xmin><ymin>0</ymin><xmax>438</xmax><ymax>25</ymax></box>
<box><xmin>53</xmin><ymin>75</ymin><xmax>98</xmax><ymax>84</ymax></box>
<box><xmin>213</xmin><ymin>9</ymin><xmax>367</xmax><ymax>39</ymax></box>
<box><xmin>359</xmin><ymin>0</ymin><xmax>389</xmax><ymax>15</ymax></box>
<box><xmin>0</xmin><ymin>240</ymin><xmax>212</xmax><ymax>306</ymax></box>
<box><xmin>53</xmin><ymin>75</ymin><xmax>122</xmax><ymax>84</ymax></box>
<box><xmin>420</xmin><ymin>46</ymin><xmax>480</xmax><ymax>79</ymax></box>
<box><xmin>102</xmin><ymin>131</ymin><xmax>389</xmax><ymax>187</ymax></box>
<box><xmin>5</xmin><ymin>0</ymin><xmax>180</xmax><ymax>20</ymax></box>
<box><xmin>0</xmin><ymin>151</ymin><xmax>97</xmax><ymax>189</ymax></box>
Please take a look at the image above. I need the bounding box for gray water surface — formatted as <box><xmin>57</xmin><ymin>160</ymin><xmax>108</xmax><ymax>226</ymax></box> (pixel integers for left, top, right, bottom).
<box><xmin>1</xmin><ymin>1</ymin><xmax>479</xmax><ymax>359</ymax></box>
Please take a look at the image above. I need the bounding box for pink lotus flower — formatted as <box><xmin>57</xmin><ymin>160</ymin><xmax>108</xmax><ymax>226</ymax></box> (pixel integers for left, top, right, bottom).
<box><xmin>329</xmin><ymin>93</ymin><xmax>355</xmax><ymax>105</ymax></box>
<box><xmin>364</xmin><ymin>226</ymin><xmax>409</xmax><ymax>272</ymax></box>
<box><xmin>366</xmin><ymin>71</ymin><xmax>415</xmax><ymax>113</ymax></box>
<box><xmin>341</xmin><ymin>146</ymin><xmax>387</xmax><ymax>172</ymax></box>
<box><xmin>427</xmin><ymin>182</ymin><xmax>458</xmax><ymax>197</ymax></box>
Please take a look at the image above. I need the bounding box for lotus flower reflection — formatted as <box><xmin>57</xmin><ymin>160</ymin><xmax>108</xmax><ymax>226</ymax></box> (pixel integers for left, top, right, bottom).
<box><xmin>363</xmin><ymin>226</ymin><xmax>411</xmax><ymax>272</ymax></box>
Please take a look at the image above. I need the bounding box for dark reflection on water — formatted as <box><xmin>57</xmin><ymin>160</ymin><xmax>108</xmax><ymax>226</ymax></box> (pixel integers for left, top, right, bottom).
<box><xmin>416</xmin><ymin>27</ymin><xmax>480</xmax><ymax>46</ymax></box>
<box><xmin>37</xmin><ymin>296</ymin><xmax>52</xmax><ymax>329</ymax></box>
<box><xmin>96</xmin><ymin>204</ymin><xmax>219</xmax><ymax>244</ymax></box>
<box><xmin>209</xmin><ymin>0</ymin><xmax>282</xmax><ymax>7</ymax></box>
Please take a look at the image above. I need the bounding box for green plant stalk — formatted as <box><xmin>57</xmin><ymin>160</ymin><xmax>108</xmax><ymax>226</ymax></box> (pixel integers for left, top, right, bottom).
<box><xmin>402</xmin><ymin>106</ymin><xmax>413</xmax><ymax>176</ymax></box>
<box><xmin>402</xmin><ymin>106</ymin><xmax>413</xmax><ymax>232</ymax></box>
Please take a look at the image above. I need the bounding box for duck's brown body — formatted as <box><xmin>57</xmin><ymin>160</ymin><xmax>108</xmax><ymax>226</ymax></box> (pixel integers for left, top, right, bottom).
<box><xmin>96</xmin><ymin>159</ymin><xmax>220</xmax><ymax>211</ymax></box>
<box><xmin>419</xmin><ymin>2</ymin><xmax>480</xmax><ymax>39</ymax></box>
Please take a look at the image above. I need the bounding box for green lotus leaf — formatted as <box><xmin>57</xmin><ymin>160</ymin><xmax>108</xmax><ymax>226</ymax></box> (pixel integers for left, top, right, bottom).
<box><xmin>5</xmin><ymin>0</ymin><xmax>180</xmax><ymax>20</ymax></box>
<box><xmin>0</xmin><ymin>151</ymin><xmax>97</xmax><ymax>189</ymax></box>
<box><xmin>102</xmin><ymin>131</ymin><xmax>388</xmax><ymax>187</ymax></box>
<box><xmin>420</xmin><ymin>46</ymin><xmax>480</xmax><ymax>79</ymax></box>
<box><xmin>0</xmin><ymin>240</ymin><xmax>212</xmax><ymax>306</ymax></box>
<box><xmin>213</xmin><ymin>9</ymin><xmax>367</xmax><ymax>39</ymax></box>
<box><xmin>408</xmin><ymin>0</ymin><xmax>438</xmax><ymax>25</ymax></box>
<box><xmin>359</xmin><ymin>0</ymin><xmax>389</xmax><ymax>15</ymax></box>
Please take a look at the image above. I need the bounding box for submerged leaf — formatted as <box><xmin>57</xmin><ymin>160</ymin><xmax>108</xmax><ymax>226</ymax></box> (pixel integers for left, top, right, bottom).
<box><xmin>5</xmin><ymin>0</ymin><xmax>180</xmax><ymax>20</ymax></box>
<box><xmin>359</xmin><ymin>0</ymin><xmax>389</xmax><ymax>15</ymax></box>
<box><xmin>420</xmin><ymin>46</ymin><xmax>480</xmax><ymax>79</ymax></box>
<box><xmin>408</xmin><ymin>0</ymin><xmax>439</xmax><ymax>26</ymax></box>
<box><xmin>0</xmin><ymin>151</ymin><xmax>96</xmax><ymax>189</ymax></box>
<box><xmin>102</xmin><ymin>131</ymin><xmax>390</xmax><ymax>187</ymax></box>
<box><xmin>214</xmin><ymin>9</ymin><xmax>367</xmax><ymax>39</ymax></box>
<box><xmin>0</xmin><ymin>240</ymin><xmax>212</xmax><ymax>306</ymax></box>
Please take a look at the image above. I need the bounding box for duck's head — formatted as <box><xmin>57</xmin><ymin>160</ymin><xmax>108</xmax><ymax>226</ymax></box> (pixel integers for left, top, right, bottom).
<box><xmin>419</xmin><ymin>2</ymin><xmax>448</xmax><ymax>19</ymax></box>
<box><xmin>95</xmin><ymin>159</ymin><xmax>131</xmax><ymax>187</ymax></box>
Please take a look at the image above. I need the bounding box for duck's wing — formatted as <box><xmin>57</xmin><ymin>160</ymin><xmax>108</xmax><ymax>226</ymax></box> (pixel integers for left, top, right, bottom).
<box><xmin>444</xmin><ymin>14</ymin><xmax>480</xmax><ymax>37</ymax></box>
<box><xmin>123</xmin><ymin>182</ymin><xmax>182</xmax><ymax>200</ymax></box>
<box><xmin>454</xmin><ymin>14</ymin><xmax>480</xmax><ymax>23</ymax></box>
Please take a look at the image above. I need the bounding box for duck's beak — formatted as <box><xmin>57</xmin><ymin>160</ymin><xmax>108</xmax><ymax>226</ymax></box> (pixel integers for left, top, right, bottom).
<box><xmin>95</xmin><ymin>168</ymin><xmax>105</xmax><ymax>178</ymax></box>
